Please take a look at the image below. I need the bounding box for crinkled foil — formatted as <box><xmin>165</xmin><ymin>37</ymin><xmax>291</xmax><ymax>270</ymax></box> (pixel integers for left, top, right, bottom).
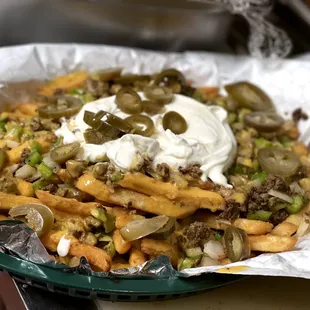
<box><xmin>1</xmin><ymin>44</ymin><xmax>310</xmax><ymax>279</ymax></box>
<box><xmin>0</xmin><ymin>221</ymin><xmax>177</xmax><ymax>278</ymax></box>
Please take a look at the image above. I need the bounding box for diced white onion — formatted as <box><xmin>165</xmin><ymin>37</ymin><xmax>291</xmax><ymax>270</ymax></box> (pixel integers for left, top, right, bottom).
<box><xmin>27</xmin><ymin>170</ymin><xmax>41</xmax><ymax>182</ymax></box>
<box><xmin>289</xmin><ymin>182</ymin><xmax>303</xmax><ymax>195</ymax></box>
<box><xmin>15</xmin><ymin>164</ymin><xmax>36</xmax><ymax>179</ymax></box>
<box><xmin>268</xmin><ymin>189</ymin><xmax>293</xmax><ymax>203</ymax></box>
<box><xmin>6</xmin><ymin>140</ymin><xmax>20</xmax><ymax>148</ymax></box>
<box><xmin>6</xmin><ymin>164</ymin><xmax>19</xmax><ymax>174</ymax></box>
<box><xmin>203</xmin><ymin>240</ymin><xmax>227</xmax><ymax>260</ymax></box>
<box><xmin>43</xmin><ymin>154</ymin><xmax>61</xmax><ymax>173</ymax></box>
<box><xmin>200</xmin><ymin>255</ymin><xmax>218</xmax><ymax>267</ymax></box>
<box><xmin>57</xmin><ymin>235</ymin><xmax>71</xmax><ymax>257</ymax></box>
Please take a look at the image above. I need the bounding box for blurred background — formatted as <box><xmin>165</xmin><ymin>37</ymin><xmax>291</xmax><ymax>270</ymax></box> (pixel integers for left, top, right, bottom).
<box><xmin>0</xmin><ymin>0</ymin><xmax>310</xmax><ymax>56</ymax></box>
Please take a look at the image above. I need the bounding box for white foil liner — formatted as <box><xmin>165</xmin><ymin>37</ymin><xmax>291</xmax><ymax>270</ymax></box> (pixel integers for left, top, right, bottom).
<box><xmin>1</xmin><ymin>44</ymin><xmax>310</xmax><ymax>278</ymax></box>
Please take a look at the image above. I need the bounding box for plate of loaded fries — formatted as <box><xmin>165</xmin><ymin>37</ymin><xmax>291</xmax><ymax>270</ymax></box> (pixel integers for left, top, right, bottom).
<box><xmin>1</xmin><ymin>44</ymin><xmax>310</xmax><ymax>299</ymax></box>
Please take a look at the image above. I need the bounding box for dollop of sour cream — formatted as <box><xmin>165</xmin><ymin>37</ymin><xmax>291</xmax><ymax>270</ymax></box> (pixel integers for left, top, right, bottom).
<box><xmin>55</xmin><ymin>93</ymin><xmax>236</xmax><ymax>186</ymax></box>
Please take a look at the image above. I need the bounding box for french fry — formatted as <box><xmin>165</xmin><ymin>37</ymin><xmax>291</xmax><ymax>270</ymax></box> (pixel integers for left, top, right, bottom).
<box><xmin>194</xmin><ymin>210</ymin><xmax>230</xmax><ymax>230</ymax></box>
<box><xmin>56</xmin><ymin>169</ymin><xmax>73</xmax><ymax>184</ymax></box>
<box><xmin>16</xmin><ymin>179</ymin><xmax>35</xmax><ymax>197</ymax></box>
<box><xmin>0</xmin><ymin>215</ymin><xmax>8</xmax><ymax>221</ymax></box>
<box><xmin>196</xmin><ymin>212</ymin><xmax>275</xmax><ymax>235</ymax></box>
<box><xmin>284</xmin><ymin>202</ymin><xmax>310</xmax><ymax>226</ymax></box>
<box><xmin>14</xmin><ymin>103</ymin><xmax>42</xmax><ymax>116</ymax></box>
<box><xmin>50</xmin><ymin>208</ymin><xmax>86</xmax><ymax>222</ymax></box>
<box><xmin>69</xmin><ymin>241</ymin><xmax>111</xmax><ymax>272</ymax></box>
<box><xmin>141</xmin><ymin>238</ymin><xmax>179</xmax><ymax>267</ymax></box>
<box><xmin>7</xmin><ymin>141</ymin><xmax>31</xmax><ymax>164</ymax></box>
<box><xmin>118</xmin><ymin>173</ymin><xmax>225</xmax><ymax>212</ymax></box>
<box><xmin>118</xmin><ymin>173</ymin><xmax>179</xmax><ymax>199</ymax></box>
<box><xmin>112</xmin><ymin>229</ymin><xmax>132</xmax><ymax>254</ymax></box>
<box><xmin>219</xmin><ymin>258</ymin><xmax>232</xmax><ymax>265</ymax></box>
<box><xmin>249</xmin><ymin>234</ymin><xmax>297</xmax><ymax>252</ymax></box>
<box><xmin>110</xmin><ymin>207</ymin><xmax>129</xmax><ymax>216</ymax></box>
<box><xmin>7</xmin><ymin>136</ymin><xmax>54</xmax><ymax>164</ymax></box>
<box><xmin>177</xmin><ymin>187</ymin><xmax>225</xmax><ymax>212</ymax></box>
<box><xmin>129</xmin><ymin>248</ymin><xmax>147</xmax><ymax>267</ymax></box>
<box><xmin>41</xmin><ymin>231</ymin><xmax>111</xmax><ymax>272</ymax></box>
<box><xmin>0</xmin><ymin>111</ymin><xmax>32</xmax><ymax>121</ymax></box>
<box><xmin>271</xmin><ymin>222</ymin><xmax>298</xmax><ymax>237</ymax></box>
<box><xmin>150</xmin><ymin>195</ymin><xmax>196</xmax><ymax>218</ymax></box>
<box><xmin>233</xmin><ymin>218</ymin><xmax>273</xmax><ymax>235</ymax></box>
<box><xmin>36</xmin><ymin>190</ymin><xmax>100</xmax><ymax>217</ymax></box>
<box><xmin>76</xmin><ymin>174</ymin><xmax>197</xmax><ymax>218</ymax></box>
<box><xmin>292</xmin><ymin>142</ymin><xmax>308</xmax><ymax>158</ymax></box>
<box><xmin>0</xmin><ymin>192</ymin><xmax>39</xmax><ymax>210</ymax></box>
<box><xmin>0</xmin><ymin>140</ymin><xmax>6</xmax><ymax>148</ymax></box>
<box><xmin>40</xmin><ymin>230</ymin><xmax>66</xmax><ymax>252</ymax></box>
<box><xmin>38</xmin><ymin>71</ymin><xmax>88</xmax><ymax>96</ymax></box>
<box><xmin>285</xmin><ymin>214</ymin><xmax>304</xmax><ymax>226</ymax></box>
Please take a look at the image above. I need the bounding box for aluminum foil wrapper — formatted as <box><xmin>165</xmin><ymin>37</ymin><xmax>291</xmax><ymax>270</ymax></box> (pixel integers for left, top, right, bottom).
<box><xmin>0</xmin><ymin>221</ymin><xmax>177</xmax><ymax>278</ymax></box>
<box><xmin>1</xmin><ymin>44</ymin><xmax>310</xmax><ymax>279</ymax></box>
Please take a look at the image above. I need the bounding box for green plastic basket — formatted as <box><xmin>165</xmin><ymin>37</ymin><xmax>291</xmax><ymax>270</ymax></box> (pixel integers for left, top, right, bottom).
<box><xmin>0</xmin><ymin>252</ymin><xmax>243</xmax><ymax>301</ymax></box>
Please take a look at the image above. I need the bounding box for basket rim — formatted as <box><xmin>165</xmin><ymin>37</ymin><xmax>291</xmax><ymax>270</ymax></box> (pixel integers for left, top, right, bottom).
<box><xmin>0</xmin><ymin>252</ymin><xmax>243</xmax><ymax>295</ymax></box>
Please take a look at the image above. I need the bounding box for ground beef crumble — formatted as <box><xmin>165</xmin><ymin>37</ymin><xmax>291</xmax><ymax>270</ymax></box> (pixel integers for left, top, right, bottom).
<box><xmin>20</xmin><ymin>148</ymin><xmax>31</xmax><ymax>164</ymax></box>
<box><xmin>177</xmin><ymin>221</ymin><xmax>210</xmax><ymax>249</ymax></box>
<box><xmin>218</xmin><ymin>200</ymin><xmax>246</xmax><ymax>221</ymax></box>
<box><xmin>156</xmin><ymin>163</ymin><xmax>170</xmax><ymax>181</ymax></box>
<box><xmin>41</xmin><ymin>184</ymin><xmax>58</xmax><ymax>194</ymax></box>
<box><xmin>30</xmin><ymin>117</ymin><xmax>44</xmax><ymax>132</ymax></box>
<box><xmin>270</xmin><ymin>209</ymin><xmax>289</xmax><ymax>226</ymax></box>
<box><xmin>179</xmin><ymin>165</ymin><xmax>202</xmax><ymax>179</ymax></box>
<box><xmin>53</xmin><ymin>88</ymin><xmax>66</xmax><ymax>96</ymax></box>
<box><xmin>246</xmin><ymin>175</ymin><xmax>289</xmax><ymax>213</ymax></box>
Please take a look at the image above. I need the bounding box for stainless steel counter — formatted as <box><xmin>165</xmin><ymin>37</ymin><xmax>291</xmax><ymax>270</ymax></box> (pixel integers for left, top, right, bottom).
<box><xmin>9</xmin><ymin>276</ymin><xmax>310</xmax><ymax>310</ymax></box>
<box><xmin>96</xmin><ymin>277</ymin><xmax>310</xmax><ymax>310</ymax></box>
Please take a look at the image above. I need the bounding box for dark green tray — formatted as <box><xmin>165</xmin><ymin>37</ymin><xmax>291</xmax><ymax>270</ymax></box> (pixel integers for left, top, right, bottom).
<box><xmin>0</xmin><ymin>252</ymin><xmax>243</xmax><ymax>301</ymax></box>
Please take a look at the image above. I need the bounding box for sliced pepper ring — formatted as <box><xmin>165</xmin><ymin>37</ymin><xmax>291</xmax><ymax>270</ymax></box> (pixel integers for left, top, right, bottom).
<box><xmin>144</xmin><ymin>85</ymin><xmax>174</xmax><ymax>105</ymax></box>
<box><xmin>154</xmin><ymin>68</ymin><xmax>186</xmax><ymax>86</ymax></box>
<box><xmin>115</xmin><ymin>87</ymin><xmax>142</xmax><ymax>114</ymax></box>
<box><xmin>94</xmin><ymin>68</ymin><xmax>122</xmax><ymax>82</ymax></box>
<box><xmin>162</xmin><ymin>111</ymin><xmax>187</xmax><ymax>134</ymax></box>
<box><xmin>225</xmin><ymin>82</ymin><xmax>274</xmax><ymax>111</ymax></box>
<box><xmin>245</xmin><ymin>111</ymin><xmax>284</xmax><ymax>132</ymax></box>
<box><xmin>113</xmin><ymin>74</ymin><xmax>150</xmax><ymax>85</ymax></box>
<box><xmin>83</xmin><ymin>110</ymin><xmax>121</xmax><ymax>138</ymax></box>
<box><xmin>224</xmin><ymin>226</ymin><xmax>250</xmax><ymax>262</ymax></box>
<box><xmin>142</xmin><ymin>100</ymin><xmax>164</xmax><ymax>115</ymax></box>
<box><xmin>50</xmin><ymin>142</ymin><xmax>81</xmax><ymax>164</ymax></box>
<box><xmin>83</xmin><ymin>110</ymin><xmax>133</xmax><ymax>137</ymax></box>
<box><xmin>38</xmin><ymin>95</ymin><xmax>83</xmax><ymax>119</ymax></box>
<box><xmin>258</xmin><ymin>147</ymin><xmax>300</xmax><ymax>177</ymax></box>
<box><xmin>125</xmin><ymin>115</ymin><xmax>155</xmax><ymax>137</ymax></box>
<box><xmin>9</xmin><ymin>203</ymin><xmax>54</xmax><ymax>237</ymax></box>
